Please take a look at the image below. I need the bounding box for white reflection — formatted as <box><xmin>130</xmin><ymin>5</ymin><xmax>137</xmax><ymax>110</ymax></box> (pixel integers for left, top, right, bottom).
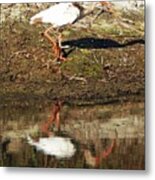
<box><xmin>27</xmin><ymin>135</ymin><xmax>76</xmax><ymax>159</ymax></box>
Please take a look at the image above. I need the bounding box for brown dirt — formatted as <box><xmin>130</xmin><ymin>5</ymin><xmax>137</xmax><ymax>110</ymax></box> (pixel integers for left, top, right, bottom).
<box><xmin>0</xmin><ymin>3</ymin><xmax>144</xmax><ymax>105</ymax></box>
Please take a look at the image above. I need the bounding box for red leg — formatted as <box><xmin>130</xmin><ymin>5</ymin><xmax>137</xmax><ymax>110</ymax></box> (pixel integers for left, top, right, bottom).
<box><xmin>44</xmin><ymin>27</ymin><xmax>56</xmax><ymax>46</ymax></box>
<box><xmin>40</xmin><ymin>121</ymin><xmax>51</xmax><ymax>136</ymax></box>
<box><xmin>44</xmin><ymin>28</ymin><xmax>67</xmax><ymax>62</ymax></box>
<box><xmin>44</xmin><ymin>27</ymin><xmax>59</xmax><ymax>61</ymax></box>
<box><xmin>55</xmin><ymin>111</ymin><xmax>60</xmax><ymax>130</ymax></box>
<box><xmin>40</xmin><ymin>101</ymin><xmax>62</xmax><ymax>136</ymax></box>
<box><xmin>57</xmin><ymin>33</ymin><xmax>67</xmax><ymax>62</ymax></box>
<box><xmin>101</xmin><ymin>139</ymin><xmax>116</xmax><ymax>159</ymax></box>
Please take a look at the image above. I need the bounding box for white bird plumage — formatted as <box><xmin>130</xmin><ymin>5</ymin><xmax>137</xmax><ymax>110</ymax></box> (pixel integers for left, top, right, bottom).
<box><xmin>30</xmin><ymin>3</ymin><xmax>81</xmax><ymax>62</ymax></box>
<box><xmin>30</xmin><ymin>3</ymin><xmax>81</xmax><ymax>28</ymax></box>
<box><xmin>30</xmin><ymin>2</ymin><xmax>114</xmax><ymax>63</ymax></box>
<box><xmin>27</xmin><ymin>135</ymin><xmax>76</xmax><ymax>159</ymax></box>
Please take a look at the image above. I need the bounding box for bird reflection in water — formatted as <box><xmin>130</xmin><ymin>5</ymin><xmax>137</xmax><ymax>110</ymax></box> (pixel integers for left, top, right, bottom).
<box><xmin>27</xmin><ymin>100</ymin><xmax>76</xmax><ymax>163</ymax></box>
<box><xmin>26</xmin><ymin>100</ymin><xmax>117</xmax><ymax>168</ymax></box>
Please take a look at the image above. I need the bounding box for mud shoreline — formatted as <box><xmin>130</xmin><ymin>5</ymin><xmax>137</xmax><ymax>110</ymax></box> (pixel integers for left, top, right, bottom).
<box><xmin>0</xmin><ymin>3</ymin><xmax>144</xmax><ymax>106</ymax></box>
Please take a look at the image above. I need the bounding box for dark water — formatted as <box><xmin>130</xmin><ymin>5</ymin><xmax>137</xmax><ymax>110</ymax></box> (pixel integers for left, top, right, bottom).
<box><xmin>0</xmin><ymin>101</ymin><xmax>144</xmax><ymax>169</ymax></box>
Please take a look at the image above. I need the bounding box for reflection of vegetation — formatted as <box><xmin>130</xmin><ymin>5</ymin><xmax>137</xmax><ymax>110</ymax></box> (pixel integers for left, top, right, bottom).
<box><xmin>100</xmin><ymin>138</ymin><xmax>144</xmax><ymax>169</ymax></box>
<box><xmin>97</xmin><ymin>110</ymin><xmax>112</xmax><ymax>121</ymax></box>
<box><xmin>0</xmin><ymin>137</ymin><xmax>144</xmax><ymax>169</ymax></box>
<box><xmin>27</xmin><ymin>148</ymin><xmax>38</xmax><ymax>167</ymax></box>
<box><xmin>0</xmin><ymin>101</ymin><xmax>144</xmax><ymax>168</ymax></box>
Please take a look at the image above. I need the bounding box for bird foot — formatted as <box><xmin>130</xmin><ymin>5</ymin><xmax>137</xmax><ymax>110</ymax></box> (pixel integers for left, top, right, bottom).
<box><xmin>57</xmin><ymin>56</ymin><xmax>67</xmax><ymax>62</ymax></box>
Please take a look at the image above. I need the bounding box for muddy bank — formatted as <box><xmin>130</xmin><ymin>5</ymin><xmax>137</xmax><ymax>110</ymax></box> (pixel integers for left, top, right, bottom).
<box><xmin>0</xmin><ymin>3</ymin><xmax>144</xmax><ymax>105</ymax></box>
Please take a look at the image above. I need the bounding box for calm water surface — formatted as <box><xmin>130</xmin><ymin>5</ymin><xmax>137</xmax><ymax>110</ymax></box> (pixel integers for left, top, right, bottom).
<box><xmin>0</xmin><ymin>101</ymin><xmax>144</xmax><ymax>169</ymax></box>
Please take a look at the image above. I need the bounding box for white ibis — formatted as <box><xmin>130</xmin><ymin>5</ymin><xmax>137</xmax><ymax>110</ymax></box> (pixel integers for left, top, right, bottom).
<box><xmin>30</xmin><ymin>2</ymin><xmax>114</xmax><ymax>63</ymax></box>
<box><xmin>30</xmin><ymin>3</ymin><xmax>82</xmax><ymax>62</ymax></box>
<box><xmin>27</xmin><ymin>135</ymin><xmax>76</xmax><ymax>159</ymax></box>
